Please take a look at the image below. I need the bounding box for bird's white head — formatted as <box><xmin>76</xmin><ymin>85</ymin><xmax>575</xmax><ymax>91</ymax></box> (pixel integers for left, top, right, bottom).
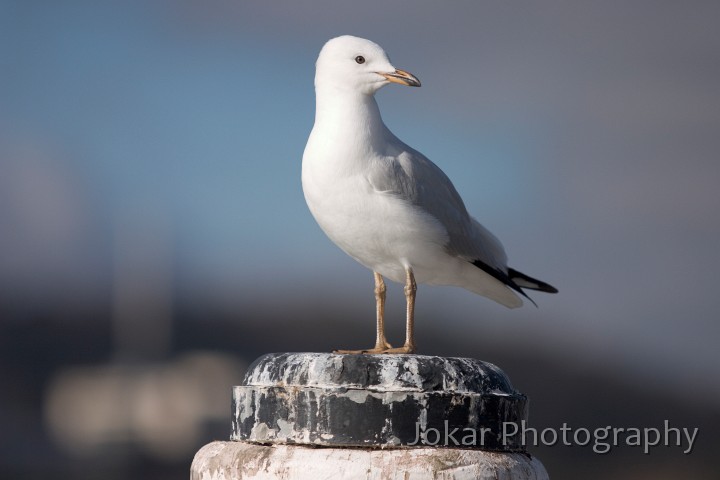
<box><xmin>315</xmin><ymin>35</ymin><xmax>420</xmax><ymax>96</ymax></box>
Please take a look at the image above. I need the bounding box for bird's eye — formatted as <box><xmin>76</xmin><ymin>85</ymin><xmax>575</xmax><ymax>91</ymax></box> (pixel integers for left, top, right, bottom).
<box><xmin>355</xmin><ymin>56</ymin><xmax>365</xmax><ymax>64</ymax></box>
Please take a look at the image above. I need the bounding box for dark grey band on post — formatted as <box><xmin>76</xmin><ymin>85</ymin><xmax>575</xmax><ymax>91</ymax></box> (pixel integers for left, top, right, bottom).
<box><xmin>231</xmin><ymin>353</ymin><xmax>528</xmax><ymax>451</ymax></box>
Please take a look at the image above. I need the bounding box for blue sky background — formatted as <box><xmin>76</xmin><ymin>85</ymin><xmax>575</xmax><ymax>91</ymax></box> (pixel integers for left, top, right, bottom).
<box><xmin>2</xmin><ymin>1</ymin><xmax>719</xmax><ymax>403</ymax></box>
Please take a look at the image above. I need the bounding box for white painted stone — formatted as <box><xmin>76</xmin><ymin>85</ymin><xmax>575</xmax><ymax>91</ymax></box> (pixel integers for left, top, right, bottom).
<box><xmin>191</xmin><ymin>441</ymin><xmax>549</xmax><ymax>480</ymax></box>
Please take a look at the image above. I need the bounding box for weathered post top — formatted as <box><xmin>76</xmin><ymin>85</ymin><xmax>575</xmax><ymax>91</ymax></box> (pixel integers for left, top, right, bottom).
<box><xmin>232</xmin><ymin>352</ymin><xmax>528</xmax><ymax>451</ymax></box>
<box><xmin>193</xmin><ymin>352</ymin><xmax>548</xmax><ymax>479</ymax></box>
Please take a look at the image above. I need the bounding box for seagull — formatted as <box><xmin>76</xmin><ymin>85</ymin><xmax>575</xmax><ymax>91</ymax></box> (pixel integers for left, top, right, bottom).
<box><xmin>302</xmin><ymin>36</ymin><xmax>557</xmax><ymax>354</ymax></box>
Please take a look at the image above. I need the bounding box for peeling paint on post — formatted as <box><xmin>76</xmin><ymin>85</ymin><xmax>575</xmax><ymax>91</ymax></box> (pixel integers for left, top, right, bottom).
<box><xmin>233</xmin><ymin>353</ymin><xmax>527</xmax><ymax>450</ymax></box>
<box><xmin>191</xmin><ymin>352</ymin><xmax>549</xmax><ymax>479</ymax></box>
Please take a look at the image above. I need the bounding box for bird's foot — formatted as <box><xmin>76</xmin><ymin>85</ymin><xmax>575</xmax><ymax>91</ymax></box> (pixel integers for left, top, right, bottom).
<box><xmin>334</xmin><ymin>340</ymin><xmax>394</xmax><ymax>355</ymax></box>
<box><xmin>379</xmin><ymin>344</ymin><xmax>415</xmax><ymax>354</ymax></box>
<box><xmin>334</xmin><ymin>342</ymin><xmax>415</xmax><ymax>355</ymax></box>
<box><xmin>334</xmin><ymin>348</ymin><xmax>382</xmax><ymax>354</ymax></box>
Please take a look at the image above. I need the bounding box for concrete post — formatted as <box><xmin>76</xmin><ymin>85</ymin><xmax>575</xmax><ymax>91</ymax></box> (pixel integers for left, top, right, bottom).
<box><xmin>191</xmin><ymin>352</ymin><xmax>548</xmax><ymax>479</ymax></box>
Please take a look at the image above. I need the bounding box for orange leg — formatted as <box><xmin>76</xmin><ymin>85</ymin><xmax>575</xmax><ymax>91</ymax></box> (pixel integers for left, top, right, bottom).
<box><xmin>335</xmin><ymin>272</ymin><xmax>394</xmax><ymax>354</ymax></box>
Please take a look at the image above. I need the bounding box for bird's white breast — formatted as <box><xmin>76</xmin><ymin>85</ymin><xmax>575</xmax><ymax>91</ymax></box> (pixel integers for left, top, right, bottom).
<box><xmin>302</xmin><ymin>136</ymin><xmax>450</xmax><ymax>284</ymax></box>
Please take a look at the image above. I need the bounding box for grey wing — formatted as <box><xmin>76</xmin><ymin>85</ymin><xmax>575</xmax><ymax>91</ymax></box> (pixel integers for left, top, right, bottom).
<box><xmin>367</xmin><ymin>145</ymin><xmax>509</xmax><ymax>271</ymax></box>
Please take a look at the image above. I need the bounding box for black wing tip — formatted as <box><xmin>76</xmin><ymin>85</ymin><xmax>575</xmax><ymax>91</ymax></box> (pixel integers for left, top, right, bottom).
<box><xmin>507</xmin><ymin>268</ymin><xmax>558</xmax><ymax>294</ymax></box>
<box><xmin>471</xmin><ymin>259</ymin><xmax>538</xmax><ymax>306</ymax></box>
<box><xmin>469</xmin><ymin>260</ymin><xmax>556</xmax><ymax>308</ymax></box>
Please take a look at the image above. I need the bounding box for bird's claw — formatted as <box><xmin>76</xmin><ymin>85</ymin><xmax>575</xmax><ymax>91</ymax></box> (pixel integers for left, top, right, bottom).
<box><xmin>334</xmin><ymin>343</ymin><xmax>415</xmax><ymax>355</ymax></box>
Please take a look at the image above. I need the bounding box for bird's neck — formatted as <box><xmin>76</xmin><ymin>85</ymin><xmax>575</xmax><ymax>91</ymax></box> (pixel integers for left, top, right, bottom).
<box><xmin>313</xmin><ymin>88</ymin><xmax>388</xmax><ymax>153</ymax></box>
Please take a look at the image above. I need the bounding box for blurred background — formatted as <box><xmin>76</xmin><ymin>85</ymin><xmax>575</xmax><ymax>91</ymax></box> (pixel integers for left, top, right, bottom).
<box><xmin>1</xmin><ymin>1</ymin><xmax>719</xmax><ymax>478</ymax></box>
